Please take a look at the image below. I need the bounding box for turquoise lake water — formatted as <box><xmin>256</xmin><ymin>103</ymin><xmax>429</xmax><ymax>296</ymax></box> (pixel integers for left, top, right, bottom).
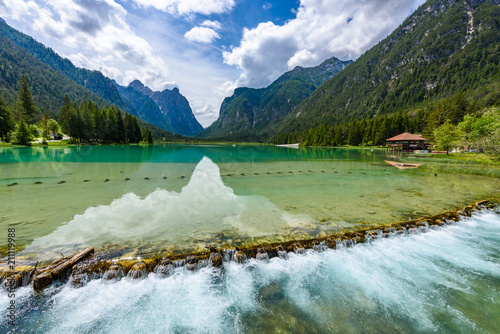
<box><xmin>1</xmin><ymin>144</ymin><xmax>499</xmax><ymax>333</ymax></box>
<box><xmin>0</xmin><ymin>144</ymin><xmax>498</xmax><ymax>262</ymax></box>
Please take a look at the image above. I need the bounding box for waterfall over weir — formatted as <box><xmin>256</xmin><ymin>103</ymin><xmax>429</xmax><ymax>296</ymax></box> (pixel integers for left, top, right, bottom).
<box><xmin>2</xmin><ymin>210</ymin><xmax>500</xmax><ymax>333</ymax></box>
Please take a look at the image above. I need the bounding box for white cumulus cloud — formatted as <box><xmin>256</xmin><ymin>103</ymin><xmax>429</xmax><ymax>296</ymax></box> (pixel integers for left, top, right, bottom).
<box><xmin>223</xmin><ymin>0</ymin><xmax>426</xmax><ymax>88</ymax></box>
<box><xmin>184</xmin><ymin>26</ymin><xmax>220</xmax><ymax>43</ymax></box>
<box><xmin>133</xmin><ymin>0</ymin><xmax>235</xmax><ymax>16</ymax></box>
<box><xmin>201</xmin><ymin>20</ymin><xmax>222</xmax><ymax>29</ymax></box>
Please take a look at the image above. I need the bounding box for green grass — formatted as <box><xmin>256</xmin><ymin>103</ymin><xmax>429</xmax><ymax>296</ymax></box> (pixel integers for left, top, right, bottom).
<box><xmin>408</xmin><ymin>152</ymin><xmax>500</xmax><ymax>165</ymax></box>
<box><xmin>404</xmin><ymin>152</ymin><xmax>500</xmax><ymax>177</ymax></box>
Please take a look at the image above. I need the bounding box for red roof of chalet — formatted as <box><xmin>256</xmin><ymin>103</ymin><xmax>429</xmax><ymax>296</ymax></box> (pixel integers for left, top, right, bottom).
<box><xmin>386</xmin><ymin>132</ymin><xmax>427</xmax><ymax>141</ymax></box>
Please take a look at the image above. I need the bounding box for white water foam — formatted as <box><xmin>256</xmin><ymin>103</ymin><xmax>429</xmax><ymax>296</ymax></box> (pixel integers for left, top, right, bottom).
<box><xmin>2</xmin><ymin>210</ymin><xmax>500</xmax><ymax>333</ymax></box>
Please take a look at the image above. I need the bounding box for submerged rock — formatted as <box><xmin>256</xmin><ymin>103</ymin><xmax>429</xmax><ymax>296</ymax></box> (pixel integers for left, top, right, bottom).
<box><xmin>103</xmin><ymin>264</ymin><xmax>124</xmax><ymax>281</ymax></box>
<box><xmin>256</xmin><ymin>248</ymin><xmax>269</xmax><ymax>262</ymax></box>
<box><xmin>276</xmin><ymin>246</ymin><xmax>289</xmax><ymax>260</ymax></box>
<box><xmin>342</xmin><ymin>239</ymin><xmax>354</xmax><ymax>247</ymax></box>
<box><xmin>292</xmin><ymin>242</ymin><xmax>305</xmax><ymax>254</ymax></box>
<box><xmin>312</xmin><ymin>241</ymin><xmax>323</xmax><ymax>253</ymax></box>
<box><xmin>209</xmin><ymin>253</ymin><xmax>223</xmax><ymax>268</ymax></box>
<box><xmin>154</xmin><ymin>259</ymin><xmax>174</xmax><ymax>277</ymax></box>
<box><xmin>408</xmin><ymin>226</ymin><xmax>418</xmax><ymax>234</ymax></box>
<box><xmin>395</xmin><ymin>226</ymin><xmax>406</xmax><ymax>235</ymax></box>
<box><xmin>366</xmin><ymin>231</ymin><xmax>380</xmax><ymax>242</ymax></box>
<box><xmin>417</xmin><ymin>222</ymin><xmax>429</xmax><ymax>233</ymax></box>
<box><xmin>127</xmin><ymin>261</ymin><xmax>148</xmax><ymax>279</ymax></box>
<box><xmin>324</xmin><ymin>238</ymin><xmax>336</xmax><ymax>249</ymax></box>
<box><xmin>259</xmin><ymin>281</ymin><xmax>285</xmax><ymax>303</ymax></box>
<box><xmin>232</xmin><ymin>251</ymin><xmax>247</xmax><ymax>263</ymax></box>
<box><xmin>185</xmin><ymin>256</ymin><xmax>200</xmax><ymax>271</ymax></box>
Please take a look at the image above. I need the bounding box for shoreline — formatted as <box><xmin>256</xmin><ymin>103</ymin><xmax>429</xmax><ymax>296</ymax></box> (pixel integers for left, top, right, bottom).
<box><xmin>1</xmin><ymin>198</ymin><xmax>496</xmax><ymax>291</ymax></box>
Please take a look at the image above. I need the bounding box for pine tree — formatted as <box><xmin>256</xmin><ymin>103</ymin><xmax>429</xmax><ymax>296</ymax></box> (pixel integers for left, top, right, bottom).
<box><xmin>12</xmin><ymin>119</ymin><xmax>32</xmax><ymax>145</ymax></box>
<box><xmin>143</xmin><ymin>127</ymin><xmax>153</xmax><ymax>144</ymax></box>
<box><xmin>81</xmin><ymin>107</ymin><xmax>94</xmax><ymax>141</ymax></box>
<box><xmin>147</xmin><ymin>128</ymin><xmax>153</xmax><ymax>144</ymax></box>
<box><xmin>133</xmin><ymin>117</ymin><xmax>142</xmax><ymax>143</ymax></box>
<box><xmin>60</xmin><ymin>96</ymin><xmax>71</xmax><ymax>135</ymax></box>
<box><xmin>68</xmin><ymin>105</ymin><xmax>84</xmax><ymax>141</ymax></box>
<box><xmin>16</xmin><ymin>75</ymin><xmax>36</xmax><ymax>123</ymax></box>
<box><xmin>0</xmin><ymin>97</ymin><xmax>15</xmax><ymax>141</ymax></box>
<box><xmin>106</xmin><ymin>108</ymin><xmax>118</xmax><ymax>142</ymax></box>
<box><xmin>115</xmin><ymin>109</ymin><xmax>126</xmax><ymax>143</ymax></box>
<box><xmin>93</xmin><ymin>109</ymin><xmax>106</xmax><ymax>142</ymax></box>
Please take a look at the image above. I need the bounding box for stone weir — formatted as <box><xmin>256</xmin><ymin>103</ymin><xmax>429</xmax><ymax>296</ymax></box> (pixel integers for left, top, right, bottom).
<box><xmin>1</xmin><ymin>199</ymin><xmax>497</xmax><ymax>291</ymax></box>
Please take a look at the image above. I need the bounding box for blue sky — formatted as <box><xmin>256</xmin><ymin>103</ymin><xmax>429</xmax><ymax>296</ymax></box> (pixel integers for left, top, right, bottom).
<box><xmin>0</xmin><ymin>0</ymin><xmax>425</xmax><ymax>126</ymax></box>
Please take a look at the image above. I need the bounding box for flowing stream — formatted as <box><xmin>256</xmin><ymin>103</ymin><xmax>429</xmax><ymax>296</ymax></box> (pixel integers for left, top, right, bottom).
<box><xmin>1</xmin><ymin>210</ymin><xmax>499</xmax><ymax>333</ymax></box>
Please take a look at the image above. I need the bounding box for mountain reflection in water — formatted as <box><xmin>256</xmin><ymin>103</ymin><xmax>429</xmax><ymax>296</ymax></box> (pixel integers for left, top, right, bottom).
<box><xmin>18</xmin><ymin>157</ymin><xmax>314</xmax><ymax>259</ymax></box>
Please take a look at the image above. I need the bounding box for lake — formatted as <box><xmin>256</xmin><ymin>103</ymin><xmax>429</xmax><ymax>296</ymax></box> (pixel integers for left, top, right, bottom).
<box><xmin>1</xmin><ymin>144</ymin><xmax>500</xmax><ymax>333</ymax></box>
<box><xmin>0</xmin><ymin>144</ymin><xmax>498</xmax><ymax>262</ymax></box>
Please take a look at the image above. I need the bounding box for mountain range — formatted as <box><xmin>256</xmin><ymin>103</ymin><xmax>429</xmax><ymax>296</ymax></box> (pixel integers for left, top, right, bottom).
<box><xmin>196</xmin><ymin>0</ymin><xmax>498</xmax><ymax>142</ymax></box>
<box><xmin>275</xmin><ymin>0</ymin><xmax>500</xmax><ymax>135</ymax></box>
<box><xmin>115</xmin><ymin>80</ymin><xmax>203</xmax><ymax>137</ymax></box>
<box><xmin>1</xmin><ymin>0</ymin><xmax>498</xmax><ymax>143</ymax></box>
<box><xmin>198</xmin><ymin>57</ymin><xmax>352</xmax><ymax>141</ymax></box>
<box><xmin>0</xmin><ymin>18</ymin><xmax>201</xmax><ymax>137</ymax></box>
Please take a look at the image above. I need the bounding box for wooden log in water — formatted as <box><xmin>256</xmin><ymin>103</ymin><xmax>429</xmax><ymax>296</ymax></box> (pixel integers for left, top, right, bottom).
<box><xmin>33</xmin><ymin>247</ymin><xmax>94</xmax><ymax>290</ymax></box>
<box><xmin>33</xmin><ymin>272</ymin><xmax>52</xmax><ymax>290</ymax></box>
<box><xmin>51</xmin><ymin>247</ymin><xmax>94</xmax><ymax>278</ymax></box>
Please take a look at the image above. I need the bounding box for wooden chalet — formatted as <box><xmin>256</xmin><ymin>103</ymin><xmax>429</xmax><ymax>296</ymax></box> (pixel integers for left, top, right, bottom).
<box><xmin>386</xmin><ymin>133</ymin><xmax>429</xmax><ymax>151</ymax></box>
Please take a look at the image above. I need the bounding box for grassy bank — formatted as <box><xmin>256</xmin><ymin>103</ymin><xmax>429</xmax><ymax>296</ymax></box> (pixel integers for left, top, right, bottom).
<box><xmin>404</xmin><ymin>152</ymin><xmax>500</xmax><ymax>177</ymax></box>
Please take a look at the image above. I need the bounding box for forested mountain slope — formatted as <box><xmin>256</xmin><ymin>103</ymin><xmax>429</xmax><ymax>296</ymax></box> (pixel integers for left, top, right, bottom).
<box><xmin>199</xmin><ymin>57</ymin><xmax>351</xmax><ymax>141</ymax></box>
<box><xmin>0</xmin><ymin>19</ymin><xmax>202</xmax><ymax>136</ymax></box>
<box><xmin>0</xmin><ymin>21</ymin><xmax>176</xmax><ymax>140</ymax></box>
<box><xmin>0</xmin><ymin>31</ymin><xmax>111</xmax><ymax>119</ymax></box>
<box><xmin>277</xmin><ymin>0</ymin><xmax>500</xmax><ymax>134</ymax></box>
<box><xmin>0</xmin><ymin>18</ymin><xmax>128</xmax><ymax>111</ymax></box>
